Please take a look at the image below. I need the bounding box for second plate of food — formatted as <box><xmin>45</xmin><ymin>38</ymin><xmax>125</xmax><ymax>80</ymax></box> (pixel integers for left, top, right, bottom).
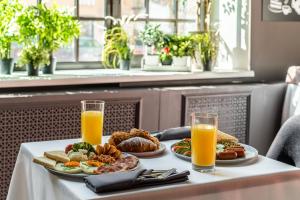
<box><xmin>109</xmin><ymin>128</ymin><xmax>166</xmax><ymax>157</ymax></box>
<box><xmin>171</xmin><ymin>139</ymin><xmax>258</xmax><ymax>164</ymax></box>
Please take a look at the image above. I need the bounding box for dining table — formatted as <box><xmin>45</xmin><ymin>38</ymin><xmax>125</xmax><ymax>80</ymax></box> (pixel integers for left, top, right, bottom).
<box><xmin>7</xmin><ymin>137</ymin><xmax>300</xmax><ymax>200</ymax></box>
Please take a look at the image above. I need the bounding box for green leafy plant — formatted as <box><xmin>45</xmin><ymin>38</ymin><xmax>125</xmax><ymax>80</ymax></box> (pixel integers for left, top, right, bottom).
<box><xmin>169</xmin><ymin>35</ymin><xmax>194</xmax><ymax>57</ymax></box>
<box><xmin>139</xmin><ymin>24</ymin><xmax>164</xmax><ymax>47</ymax></box>
<box><xmin>0</xmin><ymin>0</ymin><xmax>22</xmax><ymax>59</ymax></box>
<box><xmin>38</xmin><ymin>3</ymin><xmax>80</xmax><ymax>53</ymax></box>
<box><xmin>19</xmin><ymin>45</ymin><xmax>50</xmax><ymax>68</ymax></box>
<box><xmin>17</xmin><ymin>3</ymin><xmax>80</xmax><ymax>55</ymax></box>
<box><xmin>102</xmin><ymin>26</ymin><xmax>132</xmax><ymax>68</ymax></box>
<box><xmin>192</xmin><ymin>32</ymin><xmax>217</xmax><ymax>67</ymax></box>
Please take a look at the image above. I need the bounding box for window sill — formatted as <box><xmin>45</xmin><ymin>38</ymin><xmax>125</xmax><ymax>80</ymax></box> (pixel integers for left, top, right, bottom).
<box><xmin>0</xmin><ymin>69</ymin><xmax>255</xmax><ymax>89</ymax></box>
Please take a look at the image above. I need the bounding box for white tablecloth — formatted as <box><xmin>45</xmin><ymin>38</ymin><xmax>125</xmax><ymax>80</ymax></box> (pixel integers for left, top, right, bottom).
<box><xmin>7</xmin><ymin>138</ymin><xmax>300</xmax><ymax>200</ymax></box>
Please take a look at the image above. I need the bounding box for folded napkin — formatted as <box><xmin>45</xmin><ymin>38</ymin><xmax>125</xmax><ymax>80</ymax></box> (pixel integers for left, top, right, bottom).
<box><xmin>155</xmin><ymin>127</ymin><xmax>191</xmax><ymax>141</ymax></box>
<box><xmin>84</xmin><ymin>169</ymin><xmax>190</xmax><ymax>193</ymax></box>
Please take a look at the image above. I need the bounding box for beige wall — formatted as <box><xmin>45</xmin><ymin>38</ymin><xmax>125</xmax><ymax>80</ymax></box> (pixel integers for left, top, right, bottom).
<box><xmin>251</xmin><ymin>1</ymin><xmax>300</xmax><ymax>82</ymax></box>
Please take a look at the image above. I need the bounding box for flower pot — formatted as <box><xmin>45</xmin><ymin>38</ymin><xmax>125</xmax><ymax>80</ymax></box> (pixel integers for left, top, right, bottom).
<box><xmin>144</xmin><ymin>55</ymin><xmax>160</xmax><ymax>66</ymax></box>
<box><xmin>27</xmin><ymin>63</ymin><xmax>39</xmax><ymax>76</ymax></box>
<box><xmin>202</xmin><ymin>60</ymin><xmax>213</xmax><ymax>71</ymax></box>
<box><xmin>120</xmin><ymin>59</ymin><xmax>130</xmax><ymax>70</ymax></box>
<box><xmin>0</xmin><ymin>58</ymin><xmax>14</xmax><ymax>75</ymax></box>
<box><xmin>161</xmin><ymin>58</ymin><xmax>173</xmax><ymax>65</ymax></box>
<box><xmin>43</xmin><ymin>55</ymin><xmax>56</xmax><ymax>74</ymax></box>
<box><xmin>172</xmin><ymin>56</ymin><xmax>189</xmax><ymax>66</ymax></box>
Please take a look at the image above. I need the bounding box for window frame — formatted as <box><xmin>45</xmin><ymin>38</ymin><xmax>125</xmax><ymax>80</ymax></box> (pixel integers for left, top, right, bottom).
<box><xmin>34</xmin><ymin>0</ymin><xmax>195</xmax><ymax>70</ymax></box>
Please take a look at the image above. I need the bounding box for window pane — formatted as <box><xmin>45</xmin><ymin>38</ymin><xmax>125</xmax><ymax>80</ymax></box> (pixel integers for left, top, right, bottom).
<box><xmin>211</xmin><ymin>0</ymin><xmax>250</xmax><ymax>70</ymax></box>
<box><xmin>54</xmin><ymin>42</ymin><xmax>76</xmax><ymax>62</ymax></box>
<box><xmin>79</xmin><ymin>0</ymin><xmax>105</xmax><ymax>18</ymax></box>
<box><xmin>149</xmin><ymin>22</ymin><xmax>175</xmax><ymax>34</ymax></box>
<box><xmin>149</xmin><ymin>0</ymin><xmax>176</xmax><ymax>19</ymax></box>
<box><xmin>42</xmin><ymin>0</ymin><xmax>75</xmax><ymax>15</ymax></box>
<box><xmin>123</xmin><ymin>22</ymin><xmax>146</xmax><ymax>55</ymax></box>
<box><xmin>178</xmin><ymin>22</ymin><xmax>196</xmax><ymax>35</ymax></box>
<box><xmin>178</xmin><ymin>0</ymin><xmax>197</xmax><ymax>19</ymax></box>
<box><xmin>121</xmin><ymin>0</ymin><xmax>146</xmax><ymax>17</ymax></box>
<box><xmin>79</xmin><ymin>21</ymin><xmax>105</xmax><ymax>62</ymax></box>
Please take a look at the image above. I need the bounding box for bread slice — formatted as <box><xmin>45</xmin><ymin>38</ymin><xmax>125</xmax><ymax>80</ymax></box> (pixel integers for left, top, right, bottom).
<box><xmin>44</xmin><ymin>151</ymin><xmax>70</xmax><ymax>163</ymax></box>
<box><xmin>217</xmin><ymin>130</ymin><xmax>239</xmax><ymax>143</ymax></box>
<box><xmin>33</xmin><ymin>157</ymin><xmax>56</xmax><ymax>169</ymax></box>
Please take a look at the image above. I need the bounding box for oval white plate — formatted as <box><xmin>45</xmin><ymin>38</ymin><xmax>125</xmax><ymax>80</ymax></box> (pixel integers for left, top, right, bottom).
<box><xmin>171</xmin><ymin>143</ymin><xmax>258</xmax><ymax>165</ymax></box>
<box><xmin>123</xmin><ymin>143</ymin><xmax>166</xmax><ymax>157</ymax></box>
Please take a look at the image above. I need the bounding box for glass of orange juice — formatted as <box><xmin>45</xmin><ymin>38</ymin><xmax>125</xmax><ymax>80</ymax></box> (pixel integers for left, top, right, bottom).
<box><xmin>81</xmin><ymin>100</ymin><xmax>105</xmax><ymax>145</ymax></box>
<box><xmin>191</xmin><ymin>113</ymin><xmax>218</xmax><ymax>172</ymax></box>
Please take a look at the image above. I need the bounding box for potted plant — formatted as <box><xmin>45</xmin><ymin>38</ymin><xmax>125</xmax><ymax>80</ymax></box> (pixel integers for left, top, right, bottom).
<box><xmin>0</xmin><ymin>0</ymin><xmax>22</xmax><ymax>75</ymax></box>
<box><xmin>19</xmin><ymin>45</ymin><xmax>50</xmax><ymax>76</ymax></box>
<box><xmin>160</xmin><ymin>47</ymin><xmax>173</xmax><ymax>65</ymax></box>
<box><xmin>103</xmin><ymin>15</ymin><xmax>145</xmax><ymax>69</ymax></box>
<box><xmin>170</xmin><ymin>35</ymin><xmax>194</xmax><ymax>67</ymax></box>
<box><xmin>103</xmin><ymin>26</ymin><xmax>132</xmax><ymax>70</ymax></box>
<box><xmin>118</xmin><ymin>46</ymin><xmax>132</xmax><ymax>70</ymax></box>
<box><xmin>37</xmin><ymin>3</ymin><xmax>80</xmax><ymax>74</ymax></box>
<box><xmin>139</xmin><ymin>24</ymin><xmax>163</xmax><ymax>66</ymax></box>
<box><xmin>192</xmin><ymin>32</ymin><xmax>217</xmax><ymax>71</ymax></box>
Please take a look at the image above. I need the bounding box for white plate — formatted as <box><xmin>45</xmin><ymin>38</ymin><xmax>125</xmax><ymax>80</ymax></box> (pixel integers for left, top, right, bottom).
<box><xmin>45</xmin><ymin>153</ymin><xmax>140</xmax><ymax>179</ymax></box>
<box><xmin>171</xmin><ymin>143</ymin><xmax>258</xmax><ymax>165</ymax></box>
<box><xmin>123</xmin><ymin>143</ymin><xmax>166</xmax><ymax>157</ymax></box>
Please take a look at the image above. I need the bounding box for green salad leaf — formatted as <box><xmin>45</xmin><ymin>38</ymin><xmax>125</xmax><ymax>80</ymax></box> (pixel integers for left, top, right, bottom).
<box><xmin>72</xmin><ymin>142</ymin><xmax>95</xmax><ymax>155</ymax></box>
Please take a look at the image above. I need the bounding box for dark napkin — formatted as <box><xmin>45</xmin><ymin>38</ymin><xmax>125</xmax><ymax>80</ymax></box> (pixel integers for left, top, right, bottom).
<box><xmin>84</xmin><ymin>168</ymin><xmax>145</xmax><ymax>193</ymax></box>
<box><xmin>155</xmin><ymin>127</ymin><xmax>191</xmax><ymax>141</ymax></box>
<box><xmin>84</xmin><ymin>169</ymin><xmax>190</xmax><ymax>193</ymax></box>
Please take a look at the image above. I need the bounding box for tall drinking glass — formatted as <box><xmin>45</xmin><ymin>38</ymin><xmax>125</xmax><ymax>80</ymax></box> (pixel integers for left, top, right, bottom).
<box><xmin>81</xmin><ymin>100</ymin><xmax>105</xmax><ymax>145</ymax></box>
<box><xmin>191</xmin><ymin>113</ymin><xmax>218</xmax><ymax>172</ymax></box>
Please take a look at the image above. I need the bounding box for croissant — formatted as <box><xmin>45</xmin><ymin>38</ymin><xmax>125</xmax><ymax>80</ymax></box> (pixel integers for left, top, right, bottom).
<box><xmin>129</xmin><ymin>128</ymin><xmax>160</xmax><ymax>149</ymax></box>
<box><xmin>117</xmin><ymin>137</ymin><xmax>158</xmax><ymax>152</ymax></box>
<box><xmin>108</xmin><ymin>131</ymin><xmax>131</xmax><ymax>146</ymax></box>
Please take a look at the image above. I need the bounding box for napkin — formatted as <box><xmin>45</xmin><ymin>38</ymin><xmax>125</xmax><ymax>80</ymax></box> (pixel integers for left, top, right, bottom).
<box><xmin>84</xmin><ymin>169</ymin><xmax>190</xmax><ymax>193</ymax></box>
<box><xmin>155</xmin><ymin>127</ymin><xmax>191</xmax><ymax>141</ymax></box>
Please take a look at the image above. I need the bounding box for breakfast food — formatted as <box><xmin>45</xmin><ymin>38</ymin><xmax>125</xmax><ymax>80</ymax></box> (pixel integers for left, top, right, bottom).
<box><xmin>108</xmin><ymin>131</ymin><xmax>131</xmax><ymax>146</ymax></box>
<box><xmin>94</xmin><ymin>155</ymin><xmax>139</xmax><ymax>174</ymax></box>
<box><xmin>33</xmin><ymin>157</ymin><xmax>57</xmax><ymax>169</ymax></box>
<box><xmin>44</xmin><ymin>151</ymin><xmax>70</xmax><ymax>163</ymax></box>
<box><xmin>95</xmin><ymin>143</ymin><xmax>121</xmax><ymax>159</ymax></box>
<box><xmin>217</xmin><ymin>151</ymin><xmax>238</xmax><ymax>160</ymax></box>
<box><xmin>217</xmin><ymin>130</ymin><xmax>239</xmax><ymax>143</ymax></box>
<box><xmin>117</xmin><ymin>137</ymin><xmax>158</xmax><ymax>152</ymax></box>
<box><xmin>109</xmin><ymin>128</ymin><xmax>160</xmax><ymax>152</ymax></box>
<box><xmin>55</xmin><ymin>162</ymin><xmax>82</xmax><ymax>174</ymax></box>
<box><xmin>33</xmin><ymin>141</ymin><xmax>139</xmax><ymax>176</ymax></box>
<box><xmin>130</xmin><ymin>128</ymin><xmax>160</xmax><ymax>148</ymax></box>
<box><xmin>172</xmin><ymin>131</ymin><xmax>246</xmax><ymax>160</ymax></box>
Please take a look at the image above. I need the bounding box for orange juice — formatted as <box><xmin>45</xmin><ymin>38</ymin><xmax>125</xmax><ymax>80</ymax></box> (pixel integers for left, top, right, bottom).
<box><xmin>81</xmin><ymin>111</ymin><xmax>103</xmax><ymax>145</ymax></box>
<box><xmin>191</xmin><ymin>124</ymin><xmax>217</xmax><ymax>167</ymax></box>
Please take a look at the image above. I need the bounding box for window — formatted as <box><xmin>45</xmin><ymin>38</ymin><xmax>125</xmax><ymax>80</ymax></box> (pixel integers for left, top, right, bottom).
<box><xmin>17</xmin><ymin>0</ymin><xmax>250</xmax><ymax>71</ymax></box>
<box><xmin>121</xmin><ymin>0</ymin><xmax>197</xmax><ymax>55</ymax></box>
